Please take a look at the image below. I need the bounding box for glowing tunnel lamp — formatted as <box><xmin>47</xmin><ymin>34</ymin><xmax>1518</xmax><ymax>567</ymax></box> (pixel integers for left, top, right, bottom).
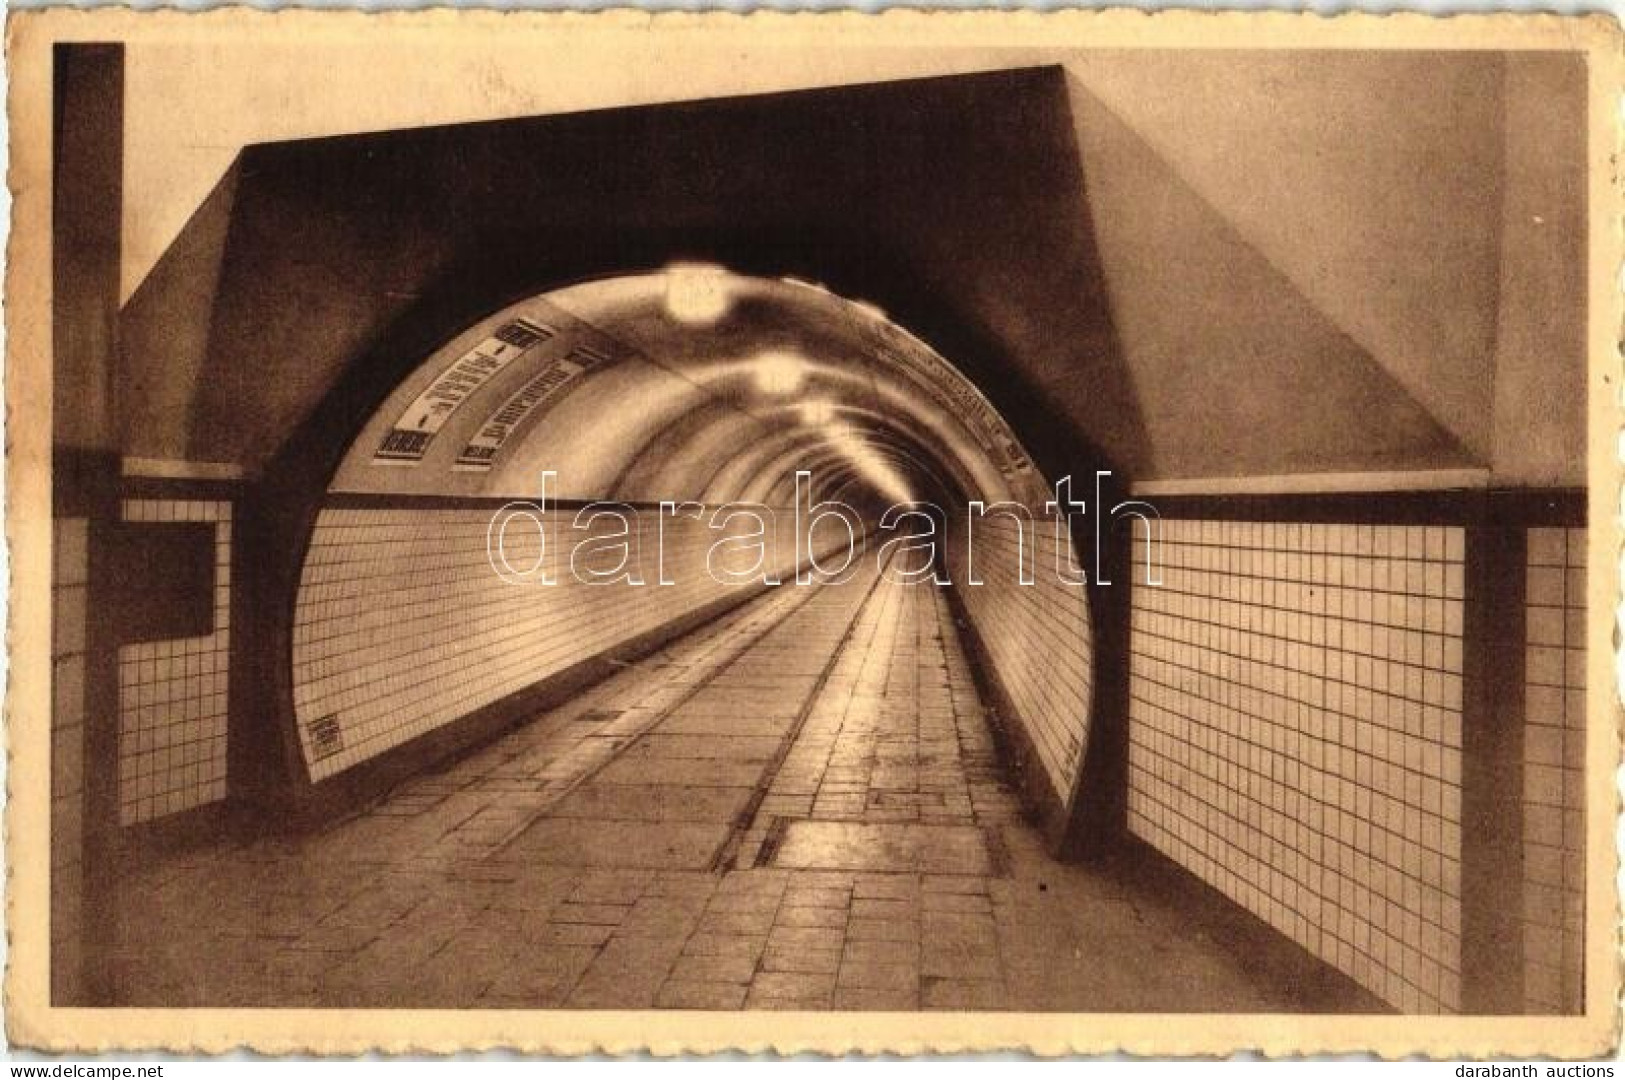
<box><xmin>826</xmin><ymin>422</ymin><xmax>915</xmax><ymax>508</ymax></box>
<box><xmin>663</xmin><ymin>262</ymin><xmax>734</xmax><ymax>326</ymax></box>
<box><xmin>751</xmin><ymin>350</ymin><xmax>808</xmax><ymax>396</ymax></box>
<box><xmin>798</xmin><ymin>400</ymin><xmax>836</xmax><ymax>427</ymax></box>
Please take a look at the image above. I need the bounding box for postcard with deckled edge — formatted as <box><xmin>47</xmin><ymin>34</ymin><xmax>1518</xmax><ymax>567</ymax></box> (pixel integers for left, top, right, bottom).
<box><xmin>3</xmin><ymin>7</ymin><xmax>1621</xmax><ymax>1058</ymax></box>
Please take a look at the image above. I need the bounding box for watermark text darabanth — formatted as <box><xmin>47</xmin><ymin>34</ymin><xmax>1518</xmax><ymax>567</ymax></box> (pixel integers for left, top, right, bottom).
<box><xmin>486</xmin><ymin>471</ymin><xmax>1161</xmax><ymax>588</ymax></box>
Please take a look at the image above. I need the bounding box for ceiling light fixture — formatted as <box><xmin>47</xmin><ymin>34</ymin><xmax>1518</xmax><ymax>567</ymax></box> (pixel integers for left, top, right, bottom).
<box><xmin>663</xmin><ymin>262</ymin><xmax>733</xmax><ymax>326</ymax></box>
<box><xmin>752</xmin><ymin>350</ymin><xmax>807</xmax><ymax>396</ymax></box>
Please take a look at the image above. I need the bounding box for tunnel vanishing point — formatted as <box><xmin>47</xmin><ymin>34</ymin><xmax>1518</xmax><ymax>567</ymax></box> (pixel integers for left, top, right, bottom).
<box><xmin>46</xmin><ymin>49</ymin><xmax>1592</xmax><ymax>1021</ymax></box>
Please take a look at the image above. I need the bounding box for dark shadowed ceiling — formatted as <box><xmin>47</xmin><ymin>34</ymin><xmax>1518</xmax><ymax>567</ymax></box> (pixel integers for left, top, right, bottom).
<box><xmin>115</xmin><ymin>55</ymin><xmax>1588</xmax><ymax>492</ymax></box>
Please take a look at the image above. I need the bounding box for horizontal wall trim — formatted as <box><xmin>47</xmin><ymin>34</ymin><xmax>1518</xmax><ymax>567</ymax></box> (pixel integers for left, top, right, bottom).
<box><xmin>118</xmin><ymin>475</ymin><xmax>243</xmax><ymax>502</ymax></box>
<box><xmin>1133</xmin><ymin>469</ymin><xmax>1493</xmax><ymax>497</ymax></box>
<box><xmin>322</xmin><ymin>491</ymin><xmax>797</xmax><ymax>513</ymax></box>
<box><xmin>121</xmin><ymin>457</ymin><xmax>244</xmax><ymax>481</ymax></box>
<box><xmin>1135</xmin><ymin>488</ymin><xmax>1585</xmax><ymax>527</ymax></box>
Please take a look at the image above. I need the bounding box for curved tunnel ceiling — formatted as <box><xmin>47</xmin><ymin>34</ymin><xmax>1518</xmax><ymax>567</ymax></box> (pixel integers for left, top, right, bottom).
<box><xmin>328</xmin><ymin>269</ymin><xmax>1051</xmax><ymax>513</ymax></box>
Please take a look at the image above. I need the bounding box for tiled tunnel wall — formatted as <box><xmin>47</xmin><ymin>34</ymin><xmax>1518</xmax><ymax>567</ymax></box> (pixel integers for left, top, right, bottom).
<box><xmin>1127</xmin><ymin>520</ymin><xmax>1467</xmax><ymax>1014</ymax></box>
<box><xmin>51</xmin><ymin>516</ymin><xmax>89</xmax><ymax>1000</ymax></box>
<box><xmin>292</xmin><ymin>501</ymin><xmax>845</xmax><ymax>780</ymax></box>
<box><xmin>1521</xmin><ymin>526</ymin><xmax>1586</xmax><ymax>1014</ymax></box>
<box><xmin>1126</xmin><ymin>515</ymin><xmax>1589</xmax><ymax>1016</ymax></box>
<box><xmin>116</xmin><ymin>498</ymin><xmax>233</xmax><ymax>825</ymax></box>
<box><xmin>67</xmin><ymin>482</ymin><xmax>1586</xmax><ymax>1016</ymax></box>
<box><xmin>944</xmin><ymin>509</ymin><xmax>1094</xmax><ymax>808</ymax></box>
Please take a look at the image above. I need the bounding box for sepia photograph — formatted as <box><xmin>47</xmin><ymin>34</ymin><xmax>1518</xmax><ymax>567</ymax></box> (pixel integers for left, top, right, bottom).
<box><xmin>3</xmin><ymin>7</ymin><xmax>1620</xmax><ymax>1060</ymax></box>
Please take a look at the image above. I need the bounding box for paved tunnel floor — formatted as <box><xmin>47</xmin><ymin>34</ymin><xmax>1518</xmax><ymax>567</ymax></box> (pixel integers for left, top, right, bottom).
<box><xmin>107</xmin><ymin>567</ymin><xmax>1376</xmax><ymax>1012</ymax></box>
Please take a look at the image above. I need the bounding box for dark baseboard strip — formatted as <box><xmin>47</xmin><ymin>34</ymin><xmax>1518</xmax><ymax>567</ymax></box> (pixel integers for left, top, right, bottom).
<box><xmin>940</xmin><ymin>583</ymin><xmax>1072</xmax><ymax>853</ymax></box>
<box><xmin>1144</xmin><ymin>487</ymin><xmax>1585</xmax><ymax>527</ymax></box>
<box><xmin>1109</xmin><ymin>835</ymin><xmax>1393</xmax><ymax>1015</ymax></box>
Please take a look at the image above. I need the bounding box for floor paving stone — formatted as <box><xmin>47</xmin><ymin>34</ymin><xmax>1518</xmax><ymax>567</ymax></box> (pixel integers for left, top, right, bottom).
<box><xmin>101</xmin><ymin>568</ymin><xmax>1380</xmax><ymax>1013</ymax></box>
<box><xmin>657</xmin><ymin>979</ymin><xmax>749</xmax><ymax>1010</ymax></box>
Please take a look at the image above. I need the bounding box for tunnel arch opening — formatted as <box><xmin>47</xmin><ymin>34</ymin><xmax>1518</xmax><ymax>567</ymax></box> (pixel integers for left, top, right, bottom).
<box><xmin>283</xmin><ymin>268</ymin><xmax>1099</xmax><ymax>849</ymax></box>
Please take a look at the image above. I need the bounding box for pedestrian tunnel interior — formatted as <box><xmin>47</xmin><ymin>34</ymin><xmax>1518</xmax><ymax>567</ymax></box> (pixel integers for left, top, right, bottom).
<box><xmin>51</xmin><ymin>56</ymin><xmax>1591</xmax><ymax>1015</ymax></box>
<box><xmin>292</xmin><ymin>269</ymin><xmax>1098</xmax><ymax>845</ymax></box>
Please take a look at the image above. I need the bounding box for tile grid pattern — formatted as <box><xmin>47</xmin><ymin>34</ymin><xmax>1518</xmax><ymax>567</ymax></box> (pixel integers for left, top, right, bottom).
<box><xmin>1127</xmin><ymin>520</ymin><xmax>1466</xmax><ymax>1014</ymax></box>
<box><xmin>1521</xmin><ymin>526</ymin><xmax>1585</xmax><ymax>1013</ymax></box>
<box><xmin>104</xmin><ymin>570</ymin><xmax>1351</xmax><ymax>1013</ymax></box>
<box><xmin>946</xmin><ymin>511</ymin><xmax>1093</xmax><ymax>802</ymax></box>
<box><xmin>103</xmin><ymin>563</ymin><xmax>1376</xmax><ymax>1013</ymax></box>
<box><xmin>52</xmin><ymin>517</ymin><xmax>89</xmax><ymax>995</ymax></box>
<box><xmin>117</xmin><ymin>499</ymin><xmax>232</xmax><ymax>825</ymax></box>
<box><xmin>293</xmin><ymin>505</ymin><xmax>810</xmax><ymax>780</ymax></box>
